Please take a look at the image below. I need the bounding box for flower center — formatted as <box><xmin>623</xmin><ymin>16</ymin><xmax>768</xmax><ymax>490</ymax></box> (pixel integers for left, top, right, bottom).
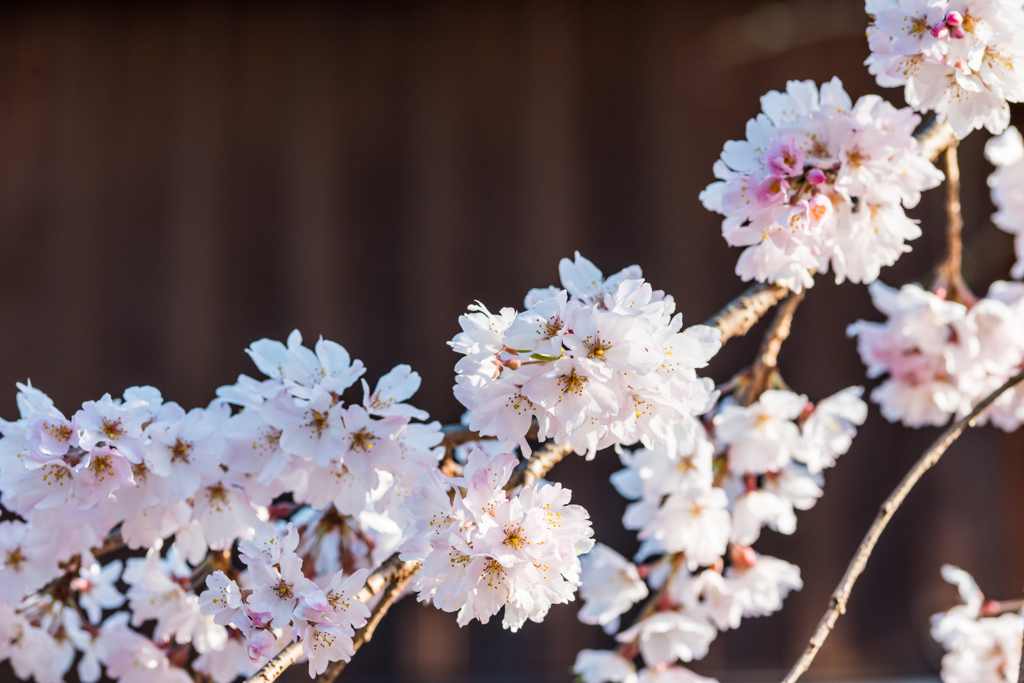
<box><xmin>349</xmin><ymin>429</ymin><xmax>376</xmax><ymax>452</ymax></box>
<box><xmin>101</xmin><ymin>418</ymin><xmax>124</xmax><ymax>441</ymax></box>
<box><xmin>171</xmin><ymin>439</ymin><xmax>193</xmax><ymax>464</ymax></box>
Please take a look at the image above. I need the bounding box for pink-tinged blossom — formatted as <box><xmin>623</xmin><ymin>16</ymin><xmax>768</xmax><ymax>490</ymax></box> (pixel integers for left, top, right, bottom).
<box><xmin>0</xmin><ymin>520</ymin><xmax>61</xmax><ymax>605</ymax></box>
<box><xmin>453</xmin><ymin>253</ymin><xmax>720</xmax><ymax>458</ymax></box>
<box><xmin>615</xmin><ymin>611</ymin><xmax>718</xmax><ymax>666</ymax></box>
<box><xmin>23</xmin><ymin>409</ymin><xmax>76</xmax><ymax>460</ymax></box>
<box><xmin>714</xmin><ymin>391</ymin><xmax>807</xmax><ymax>475</ymax></box>
<box><xmin>725</xmin><ymin>553</ymin><xmax>803</xmax><ymax>618</ymax></box>
<box><xmin>866</xmin><ymin>0</ymin><xmax>1024</xmax><ymax>138</ymax></box>
<box><xmin>73</xmin><ymin>559</ymin><xmax>125</xmax><ymax>624</ymax></box>
<box><xmin>702</xmin><ymin>78</ymin><xmax>943</xmax><ymax>289</ymax></box>
<box><xmin>574</xmin><ymin>650</ymin><xmax>639</xmax><ymax>683</ymax></box>
<box><xmin>931</xmin><ymin>564</ymin><xmax>1024</xmax><ymax>683</ymax></box>
<box><xmin>198</xmin><ymin>571</ymin><xmax>243</xmax><ymax>626</ymax></box>
<box><xmin>74</xmin><ymin>394</ymin><xmax>150</xmax><ymax>464</ymax></box>
<box><xmin>850</xmin><ymin>280</ymin><xmax>1024</xmax><ymax>429</ymax></box>
<box><xmin>765</xmin><ymin>135</ymin><xmax>804</xmax><ymax>177</ymax></box>
<box><xmin>74</xmin><ymin>446</ymin><xmax>136</xmax><ymax>508</ymax></box>
<box><xmin>401</xmin><ymin>448</ymin><xmax>593</xmax><ymax>632</ymax></box>
<box><xmin>578</xmin><ymin>543</ymin><xmax>650</xmax><ymax>634</ymax></box>
<box><xmin>247</xmin><ymin>552</ymin><xmax>320</xmax><ymax>628</ymax></box>
<box><xmin>361</xmin><ymin>364</ymin><xmax>429</xmax><ymax>420</ymax></box>
<box><xmin>635</xmin><ymin>486</ymin><xmax>731</xmax><ymax>570</ymax></box>
<box><xmin>986</xmin><ymin>126</ymin><xmax>1024</xmax><ymax>278</ymax></box>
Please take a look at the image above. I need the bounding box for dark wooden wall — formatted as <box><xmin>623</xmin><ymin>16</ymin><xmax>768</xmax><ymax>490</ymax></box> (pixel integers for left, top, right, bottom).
<box><xmin>0</xmin><ymin>1</ymin><xmax>1020</xmax><ymax>681</ymax></box>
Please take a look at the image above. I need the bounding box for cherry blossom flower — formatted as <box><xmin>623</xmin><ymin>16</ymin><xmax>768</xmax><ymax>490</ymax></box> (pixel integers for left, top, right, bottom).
<box><xmin>701</xmin><ymin>78</ymin><xmax>943</xmax><ymax>288</ymax></box>
<box><xmin>452</xmin><ymin>253</ymin><xmax>721</xmax><ymax>458</ymax></box>
<box><xmin>401</xmin><ymin>447</ymin><xmax>593</xmax><ymax>631</ymax></box>
<box><xmin>986</xmin><ymin>126</ymin><xmax>1024</xmax><ymax>277</ymax></box>
<box><xmin>866</xmin><ymin>0</ymin><xmax>1024</xmax><ymax>138</ymax></box>
<box><xmin>578</xmin><ymin>543</ymin><xmax>650</xmax><ymax>634</ymax></box>
<box><xmin>931</xmin><ymin>565</ymin><xmax>1024</xmax><ymax>683</ymax></box>
<box><xmin>73</xmin><ymin>560</ymin><xmax>125</xmax><ymax>624</ymax></box>
<box><xmin>574</xmin><ymin>650</ymin><xmax>640</xmax><ymax>683</ymax></box>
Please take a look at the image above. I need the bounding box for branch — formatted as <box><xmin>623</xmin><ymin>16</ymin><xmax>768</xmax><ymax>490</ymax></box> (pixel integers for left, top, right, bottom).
<box><xmin>980</xmin><ymin>598</ymin><xmax>1024</xmax><ymax>617</ymax></box>
<box><xmin>242</xmin><ymin>555</ymin><xmax>415</xmax><ymax>683</ymax></box>
<box><xmin>916</xmin><ymin>117</ymin><xmax>957</xmax><ymax>163</ymax></box>
<box><xmin>933</xmin><ymin>143</ymin><xmax>975</xmax><ymax>305</ymax></box>
<box><xmin>738</xmin><ymin>290</ymin><xmax>805</xmax><ymax>406</ymax></box>
<box><xmin>93</xmin><ymin>527</ymin><xmax>125</xmax><ymax>558</ymax></box>
<box><xmin>506</xmin><ymin>440</ymin><xmax>576</xmax><ymax>490</ymax></box>
<box><xmin>780</xmin><ymin>367</ymin><xmax>1024</xmax><ymax>683</ymax></box>
<box><xmin>244</xmin><ymin>439</ymin><xmax>572</xmax><ymax>683</ymax></box>
<box><xmin>704</xmin><ymin>282</ymin><xmax>791</xmax><ymax>344</ymax></box>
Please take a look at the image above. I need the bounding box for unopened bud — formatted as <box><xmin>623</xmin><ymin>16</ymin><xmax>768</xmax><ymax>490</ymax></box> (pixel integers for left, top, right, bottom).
<box><xmin>806</xmin><ymin>167</ymin><xmax>827</xmax><ymax>185</ymax></box>
<box><xmin>500</xmin><ymin>357</ymin><xmax>522</xmax><ymax>370</ymax></box>
<box><xmin>950</xmin><ymin>24</ymin><xmax>966</xmax><ymax>39</ymax></box>
<box><xmin>944</xmin><ymin>10</ymin><xmax>963</xmax><ymax>26</ymax></box>
<box><xmin>930</xmin><ymin>22</ymin><xmax>949</xmax><ymax>39</ymax></box>
<box><xmin>730</xmin><ymin>544</ymin><xmax>758</xmax><ymax>570</ymax></box>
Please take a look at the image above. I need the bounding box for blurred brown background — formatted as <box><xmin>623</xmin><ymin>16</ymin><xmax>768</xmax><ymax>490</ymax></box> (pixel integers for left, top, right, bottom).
<box><xmin>0</xmin><ymin>1</ymin><xmax>1020</xmax><ymax>681</ymax></box>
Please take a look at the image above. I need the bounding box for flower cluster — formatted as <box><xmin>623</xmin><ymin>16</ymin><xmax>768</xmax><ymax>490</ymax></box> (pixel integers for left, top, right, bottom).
<box><xmin>198</xmin><ymin>522</ymin><xmax>370</xmax><ymax>676</ymax></box>
<box><xmin>451</xmin><ymin>252</ymin><xmax>722</xmax><ymax>458</ymax></box>
<box><xmin>399</xmin><ymin>448</ymin><xmax>595</xmax><ymax>631</ymax></box>
<box><xmin>700</xmin><ymin>78</ymin><xmax>944</xmax><ymax>290</ymax></box>
<box><xmin>986</xmin><ymin>126</ymin><xmax>1024</xmax><ymax>278</ymax></box>
<box><xmin>849</xmin><ymin>280</ymin><xmax>1024</xmax><ymax>428</ymax></box>
<box><xmin>865</xmin><ymin>0</ymin><xmax>1024</xmax><ymax>139</ymax></box>
<box><xmin>572</xmin><ymin>386</ymin><xmax>867</xmax><ymax>683</ymax></box>
<box><xmin>0</xmin><ymin>330</ymin><xmax>441</xmax><ymax>683</ymax></box>
<box><xmin>931</xmin><ymin>565</ymin><xmax>1024</xmax><ymax>683</ymax></box>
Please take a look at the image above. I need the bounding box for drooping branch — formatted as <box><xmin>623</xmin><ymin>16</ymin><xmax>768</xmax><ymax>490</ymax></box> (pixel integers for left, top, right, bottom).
<box><xmin>780</xmin><ymin>367</ymin><xmax>1024</xmax><ymax>683</ymax></box>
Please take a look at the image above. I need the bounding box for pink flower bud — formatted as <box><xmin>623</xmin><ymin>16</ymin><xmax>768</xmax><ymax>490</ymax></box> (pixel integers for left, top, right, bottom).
<box><xmin>930</xmin><ymin>22</ymin><xmax>949</xmax><ymax>38</ymax></box>
<box><xmin>944</xmin><ymin>10</ymin><xmax>963</xmax><ymax>26</ymax></box>
<box><xmin>806</xmin><ymin>167</ymin><xmax>827</xmax><ymax>185</ymax></box>
<box><xmin>949</xmin><ymin>24</ymin><xmax>966</xmax><ymax>39</ymax></box>
<box><xmin>730</xmin><ymin>544</ymin><xmax>759</xmax><ymax>570</ymax></box>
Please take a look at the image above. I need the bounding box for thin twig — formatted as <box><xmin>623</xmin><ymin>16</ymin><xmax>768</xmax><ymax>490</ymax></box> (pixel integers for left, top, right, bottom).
<box><xmin>317</xmin><ymin>560</ymin><xmax>420</xmax><ymax>682</ymax></box>
<box><xmin>933</xmin><ymin>143</ymin><xmax>975</xmax><ymax>305</ymax></box>
<box><xmin>738</xmin><ymin>291</ymin><xmax>805</xmax><ymax>406</ymax></box>
<box><xmin>942</xmin><ymin>144</ymin><xmax>963</xmax><ymax>278</ymax></box>
<box><xmin>705</xmin><ymin>282</ymin><xmax>790</xmax><ymax>344</ymax></box>
<box><xmin>780</xmin><ymin>367</ymin><xmax>1024</xmax><ymax>683</ymax></box>
<box><xmin>980</xmin><ymin>598</ymin><xmax>1024</xmax><ymax>617</ymax></box>
<box><xmin>506</xmin><ymin>440</ymin><xmax>576</xmax><ymax>490</ymax></box>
